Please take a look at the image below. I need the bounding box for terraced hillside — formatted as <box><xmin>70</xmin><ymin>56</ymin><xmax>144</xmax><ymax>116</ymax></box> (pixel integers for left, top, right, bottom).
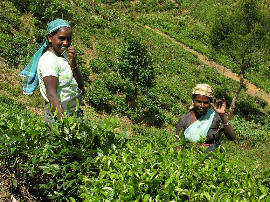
<box><xmin>0</xmin><ymin>0</ymin><xmax>270</xmax><ymax>201</ymax></box>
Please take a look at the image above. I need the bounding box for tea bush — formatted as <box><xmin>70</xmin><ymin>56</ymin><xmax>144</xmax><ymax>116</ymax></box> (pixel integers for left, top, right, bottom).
<box><xmin>133</xmin><ymin>0</ymin><xmax>177</xmax><ymax>13</ymax></box>
<box><xmin>0</xmin><ymin>95</ymin><xmax>127</xmax><ymax>201</ymax></box>
<box><xmin>0</xmin><ymin>1</ymin><xmax>21</xmax><ymax>34</ymax></box>
<box><xmin>28</xmin><ymin>0</ymin><xmax>73</xmax><ymax>23</ymax></box>
<box><xmin>117</xmin><ymin>36</ymin><xmax>156</xmax><ymax>100</ymax></box>
<box><xmin>85</xmin><ymin>79</ymin><xmax>113</xmax><ymax>111</ymax></box>
<box><xmin>1</xmin><ymin>1</ymin><xmax>270</xmax><ymax>200</ymax></box>
<box><xmin>1</xmin><ymin>96</ymin><xmax>269</xmax><ymax>201</ymax></box>
<box><xmin>79</xmin><ymin>142</ymin><xmax>270</xmax><ymax>201</ymax></box>
<box><xmin>90</xmin><ymin>58</ymin><xmax>109</xmax><ymax>74</ymax></box>
<box><xmin>101</xmin><ymin>72</ymin><xmax>126</xmax><ymax>94</ymax></box>
<box><xmin>0</xmin><ymin>33</ymin><xmax>38</xmax><ymax>67</ymax></box>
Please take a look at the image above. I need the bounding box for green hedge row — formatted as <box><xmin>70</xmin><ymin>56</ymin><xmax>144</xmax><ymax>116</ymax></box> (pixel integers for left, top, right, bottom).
<box><xmin>0</xmin><ymin>96</ymin><xmax>269</xmax><ymax>201</ymax></box>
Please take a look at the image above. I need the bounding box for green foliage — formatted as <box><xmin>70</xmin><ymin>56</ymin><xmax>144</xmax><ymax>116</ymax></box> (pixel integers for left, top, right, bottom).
<box><xmin>133</xmin><ymin>0</ymin><xmax>178</xmax><ymax>13</ymax></box>
<box><xmin>135</xmin><ymin>89</ymin><xmax>166</xmax><ymax>126</ymax></box>
<box><xmin>0</xmin><ymin>1</ymin><xmax>36</xmax><ymax>66</ymax></box>
<box><xmin>117</xmin><ymin>36</ymin><xmax>156</xmax><ymax>98</ymax></box>
<box><xmin>235</xmin><ymin>94</ymin><xmax>269</xmax><ymax>123</ymax></box>
<box><xmin>136</xmin><ymin>0</ymin><xmax>270</xmax><ymax>93</ymax></box>
<box><xmin>90</xmin><ymin>58</ymin><xmax>109</xmax><ymax>74</ymax></box>
<box><xmin>0</xmin><ymin>1</ymin><xmax>21</xmax><ymax>34</ymax></box>
<box><xmin>1</xmin><ymin>97</ymin><xmax>269</xmax><ymax>201</ymax></box>
<box><xmin>210</xmin><ymin>0</ymin><xmax>270</xmax><ymax>68</ymax></box>
<box><xmin>1</xmin><ymin>1</ymin><xmax>270</xmax><ymax>200</ymax></box>
<box><xmin>0</xmin><ymin>33</ymin><xmax>38</xmax><ymax>66</ymax></box>
<box><xmin>101</xmin><ymin>72</ymin><xmax>126</xmax><ymax>94</ymax></box>
<box><xmin>74</xmin><ymin>47</ymin><xmax>89</xmax><ymax>81</ymax></box>
<box><xmin>6</xmin><ymin>0</ymin><xmax>73</xmax><ymax>23</ymax></box>
<box><xmin>79</xmin><ymin>134</ymin><xmax>269</xmax><ymax>201</ymax></box>
<box><xmin>209</xmin><ymin>0</ymin><xmax>270</xmax><ymax>116</ymax></box>
<box><xmin>0</xmin><ymin>96</ymin><xmax>126</xmax><ymax>200</ymax></box>
<box><xmin>28</xmin><ymin>0</ymin><xmax>73</xmax><ymax>23</ymax></box>
<box><xmin>101</xmin><ymin>0</ymin><xmax>126</xmax><ymax>4</ymax></box>
<box><xmin>85</xmin><ymin>79</ymin><xmax>113</xmax><ymax>111</ymax></box>
<box><xmin>231</xmin><ymin>115</ymin><xmax>269</xmax><ymax>143</ymax></box>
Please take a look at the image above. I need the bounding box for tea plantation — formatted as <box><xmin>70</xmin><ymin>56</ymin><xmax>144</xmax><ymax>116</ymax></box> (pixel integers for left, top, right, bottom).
<box><xmin>0</xmin><ymin>0</ymin><xmax>270</xmax><ymax>201</ymax></box>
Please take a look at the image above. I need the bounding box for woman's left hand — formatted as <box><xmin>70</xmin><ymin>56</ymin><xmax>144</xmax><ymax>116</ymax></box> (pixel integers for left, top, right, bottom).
<box><xmin>210</xmin><ymin>98</ymin><xmax>226</xmax><ymax>115</ymax></box>
<box><xmin>211</xmin><ymin>98</ymin><xmax>236</xmax><ymax>140</ymax></box>
<box><xmin>67</xmin><ymin>46</ymin><xmax>77</xmax><ymax>70</ymax></box>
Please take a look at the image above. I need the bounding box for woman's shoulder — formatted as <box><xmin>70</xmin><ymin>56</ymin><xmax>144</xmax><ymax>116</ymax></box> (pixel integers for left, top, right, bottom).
<box><xmin>181</xmin><ymin>111</ymin><xmax>192</xmax><ymax>118</ymax></box>
<box><xmin>176</xmin><ymin>111</ymin><xmax>192</xmax><ymax>132</ymax></box>
<box><xmin>40</xmin><ymin>51</ymin><xmax>57</xmax><ymax>61</ymax></box>
<box><xmin>38</xmin><ymin>51</ymin><xmax>58</xmax><ymax>68</ymax></box>
<box><xmin>178</xmin><ymin>111</ymin><xmax>192</xmax><ymax>123</ymax></box>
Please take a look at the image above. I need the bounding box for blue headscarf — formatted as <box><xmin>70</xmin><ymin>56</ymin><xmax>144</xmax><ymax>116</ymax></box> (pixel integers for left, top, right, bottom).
<box><xmin>19</xmin><ymin>19</ymin><xmax>71</xmax><ymax>94</ymax></box>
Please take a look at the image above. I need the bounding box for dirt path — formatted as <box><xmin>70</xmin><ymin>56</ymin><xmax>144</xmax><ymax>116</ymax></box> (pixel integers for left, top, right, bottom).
<box><xmin>145</xmin><ymin>25</ymin><xmax>270</xmax><ymax>104</ymax></box>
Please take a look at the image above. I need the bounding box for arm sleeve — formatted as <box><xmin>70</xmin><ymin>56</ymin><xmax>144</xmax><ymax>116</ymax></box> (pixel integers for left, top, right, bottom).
<box><xmin>176</xmin><ymin>116</ymin><xmax>186</xmax><ymax>139</ymax></box>
<box><xmin>39</xmin><ymin>54</ymin><xmax>59</xmax><ymax>78</ymax></box>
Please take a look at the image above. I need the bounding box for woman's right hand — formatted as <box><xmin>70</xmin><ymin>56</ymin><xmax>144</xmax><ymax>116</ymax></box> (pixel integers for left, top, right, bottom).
<box><xmin>210</xmin><ymin>98</ymin><xmax>226</xmax><ymax>115</ymax></box>
<box><xmin>43</xmin><ymin>76</ymin><xmax>63</xmax><ymax>119</ymax></box>
<box><xmin>67</xmin><ymin>46</ymin><xmax>77</xmax><ymax>70</ymax></box>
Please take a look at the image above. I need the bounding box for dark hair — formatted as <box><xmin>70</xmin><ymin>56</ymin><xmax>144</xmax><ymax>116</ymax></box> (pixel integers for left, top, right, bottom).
<box><xmin>192</xmin><ymin>94</ymin><xmax>213</xmax><ymax>103</ymax></box>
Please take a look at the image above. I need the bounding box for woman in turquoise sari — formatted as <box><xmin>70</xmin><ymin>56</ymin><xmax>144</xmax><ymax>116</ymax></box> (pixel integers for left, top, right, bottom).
<box><xmin>176</xmin><ymin>84</ymin><xmax>236</xmax><ymax>152</ymax></box>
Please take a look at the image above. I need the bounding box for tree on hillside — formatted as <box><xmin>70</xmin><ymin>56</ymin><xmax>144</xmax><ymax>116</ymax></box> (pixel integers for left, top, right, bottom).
<box><xmin>210</xmin><ymin>0</ymin><xmax>270</xmax><ymax>119</ymax></box>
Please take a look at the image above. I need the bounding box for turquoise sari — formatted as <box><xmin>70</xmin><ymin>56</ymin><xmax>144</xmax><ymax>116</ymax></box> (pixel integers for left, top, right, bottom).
<box><xmin>184</xmin><ymin>108</ymin><xmax>215</xmax><ymax>143</ymax></box>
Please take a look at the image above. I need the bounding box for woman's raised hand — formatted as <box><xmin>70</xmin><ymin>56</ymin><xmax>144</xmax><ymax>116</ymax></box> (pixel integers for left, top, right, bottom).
<box><xmin>210</xmin><ymin>98</ymin><xmax>226</xmax><ymax>115</ymax></box>
<box><xmin>67</xmin><ymin>46</ymin><xmax>77</xmax><ymax>70</ymax></box>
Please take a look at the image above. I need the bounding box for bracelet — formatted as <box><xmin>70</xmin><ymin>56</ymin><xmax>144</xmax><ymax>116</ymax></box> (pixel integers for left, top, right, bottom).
<box><xmin>223</xmin><ymin>121</ymin><xmax>230</xmax><ymax>126</ymax></box>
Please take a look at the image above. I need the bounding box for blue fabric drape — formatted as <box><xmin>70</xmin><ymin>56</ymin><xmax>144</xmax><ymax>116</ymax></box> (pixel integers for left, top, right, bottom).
<box><xmin>184</xmin><ymin>108</ymin><xmax>216</xmax><ymax>143</ymax></box>
<box><xmin>19</xmin><ymin>19</ymin><xmax>70</xmax><ymax>94</ymax></box>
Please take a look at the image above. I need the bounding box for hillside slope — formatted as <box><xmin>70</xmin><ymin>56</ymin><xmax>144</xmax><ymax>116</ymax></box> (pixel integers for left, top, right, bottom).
<box><xmin>1</xmin><ymin>0</ymin><xmax>270</xmax><ymax>200</ymax></box>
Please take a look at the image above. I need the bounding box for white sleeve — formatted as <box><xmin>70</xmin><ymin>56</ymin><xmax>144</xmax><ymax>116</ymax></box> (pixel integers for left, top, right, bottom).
<box><xmin>39</xmin><ymin>53</ymin><xmax>59</xmax><ymax>78</ymax></box>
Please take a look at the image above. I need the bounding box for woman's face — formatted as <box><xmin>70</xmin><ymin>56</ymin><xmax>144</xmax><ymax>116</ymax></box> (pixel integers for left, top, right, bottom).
<box><xmin>193</xmin><ymin>94</ymin><xmax>211</xmax><ymax>115</ymax></box>
<box><xmin>48</xmin><ymin>27</ymin><xmax>72</xmax><ymax>56</ymax></box>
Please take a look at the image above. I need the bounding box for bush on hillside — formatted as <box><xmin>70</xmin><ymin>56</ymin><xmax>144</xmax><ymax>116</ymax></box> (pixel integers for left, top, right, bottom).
<box><xmin>29</xmin><ymin>0</ymin><xmax>73</xmax><ymax>23</ymax></box>
<box><xmin>1</xmin><ymin>97</ymin><xmax>269</xmax><ymax>201</ymax></box>
<box><xmin>0</xmin><ymin>96</ymin><xmax>126</xmax><ymax>200</ymax></box>
<box><xmin>90</xmin><ymin>58</ymin><xmax>109</xmax><ymax>74</ymax></box>
<box><xmin>0</xmin><ymin>1</ymin><xmax>37</xmax><ymax>67</ymax></box>
<box><xmin>117</xmin><ymin>36</ymin><xmax>156</xmax><ymax>102</ymax></box>
<box><xmin>85</xmin><ymin>79</ymin><xmax>113</xmax><ymax>111</ymax></box>
<box><xmin>0</xmin><ymin>33</ymin><xmax>38</xmax><ymax>67</ymax></box>
<box><xmin>0</xmin><ymin>1</ymin><xmax>21</xmax><ymax>34</ymax></box>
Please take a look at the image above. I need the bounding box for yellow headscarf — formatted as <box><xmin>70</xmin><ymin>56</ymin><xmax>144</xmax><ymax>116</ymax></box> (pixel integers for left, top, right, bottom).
<box><xmin>192</xmin><ymin>84</ymin><xmax>213</xmax><ymax>97</ymax></box>
<box><xmin>189</xmin><ymin>84</ymin><xmax>214</xmax><ymax>110</ymax></box>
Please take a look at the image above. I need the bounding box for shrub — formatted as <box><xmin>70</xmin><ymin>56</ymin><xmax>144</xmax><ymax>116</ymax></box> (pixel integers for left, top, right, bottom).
<box><xmin>74</xmin><ymin>47</ymin><xmax>89</xmax><ymax>81</ymax></box>
<box><xmin>101</xmin><ymin>72</ymin><xmax>126</xmax><ymax>94</ymax></box>
<box><xmin>90</xmin><ymin>58</ymin><xmax>109</xmax><ymax>74</ymax></box>
<box><xmin>0</xmin><ymin>1</ymin><xmax>21</xmax><ymax>34</ymax></box>
<box><xmin>28</xmin><ymin>0</ymin><xmax>73</xmax><ymax>23</ymax></box>
<box><xmin>137</xmin><ymin>92</ymin><xmax>166</xmax><ymax>127</ymax></box>
<box><xmin>0</xmin><ymin>96</ymin><xmax>126</xmax><ymax>200</ymax></box>
<box><xmin>85</xmin><ymin>79</ymin><xmax>113</xmax><ymax>111</ymax></box>
<box><xmin>0</xmin><ymin>33</ymin><xmax>38</xmax><ymax>67</ymax></box>
<box><xmin>117</xmin><ymin>36</ymin><xmax>156</xmax><ymax>101</ymax></box>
